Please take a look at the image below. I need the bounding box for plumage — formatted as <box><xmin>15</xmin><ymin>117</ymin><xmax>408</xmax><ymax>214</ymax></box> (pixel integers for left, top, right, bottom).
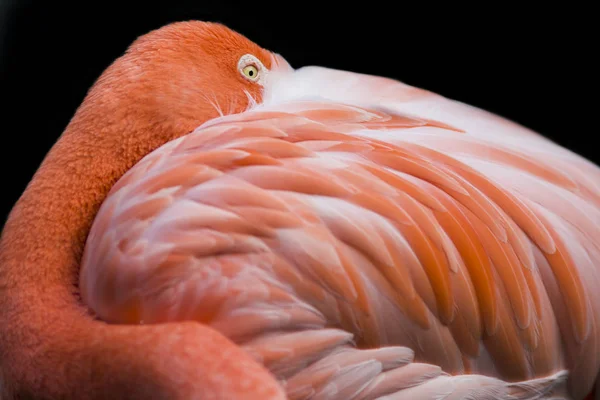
<box><xmin>78</xmin><ymin>63</ymin><xmax>600</xmax><ymax>399</ymax></box>
<box><xmin>1</xmin><ymin>20</ymin><xmax>598</xmax><ymax>400</ymax></box>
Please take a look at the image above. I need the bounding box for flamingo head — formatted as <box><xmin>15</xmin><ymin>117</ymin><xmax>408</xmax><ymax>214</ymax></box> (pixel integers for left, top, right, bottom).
<box><xmin>67</xmin><ymin>21</ymin><xmax>292</xmax><ymax>165</ymax></box>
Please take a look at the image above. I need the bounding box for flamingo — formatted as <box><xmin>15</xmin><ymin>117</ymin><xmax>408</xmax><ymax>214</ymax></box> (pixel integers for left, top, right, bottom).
<box><xmin>0</xmin><ymin>20</ymin><xmax>598</xmax><ymax>400</ymax></box>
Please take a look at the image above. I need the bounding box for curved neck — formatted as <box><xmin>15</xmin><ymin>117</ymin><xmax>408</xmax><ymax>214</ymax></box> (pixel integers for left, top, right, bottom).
<box><xmin>3</xmin><ymin>127</ymin><xmax>126</xmax><ymax>277</ymax></box>
<box><xmin>0</xmin><ymin>92</ymin><xmax>202</xmax><ymax>318</ymax></box>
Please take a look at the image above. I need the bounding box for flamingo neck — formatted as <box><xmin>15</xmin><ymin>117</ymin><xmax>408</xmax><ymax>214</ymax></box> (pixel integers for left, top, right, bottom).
<box><xmin>0</xmin><ymin>96</ymin><xmax>202</xmax><ymax>318</ymax></box>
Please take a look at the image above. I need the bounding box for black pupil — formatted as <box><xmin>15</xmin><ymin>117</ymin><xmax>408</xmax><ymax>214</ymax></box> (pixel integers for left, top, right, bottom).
<box><xmin>248</xmin><ymin>69</ymin><xmax>254</xmax><ymax>76</ymax></box>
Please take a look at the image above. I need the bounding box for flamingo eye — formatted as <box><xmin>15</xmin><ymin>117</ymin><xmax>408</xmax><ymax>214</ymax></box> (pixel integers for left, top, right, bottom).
<box><xmin>241</xmin><ymin>64</ymin><xmax>259</xmax><ymax>81</ymax></box>
<box><xmin>238</xmin><ymin>54</ymin><xmax>266</xmax><ymax>84</ymax></box>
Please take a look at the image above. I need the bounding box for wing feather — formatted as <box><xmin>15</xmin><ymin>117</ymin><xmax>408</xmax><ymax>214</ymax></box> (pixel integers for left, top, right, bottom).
<box><xmin>80</xmin><ymin>67</ymin><xmax>600</xmax><ymax>399</ymax></box>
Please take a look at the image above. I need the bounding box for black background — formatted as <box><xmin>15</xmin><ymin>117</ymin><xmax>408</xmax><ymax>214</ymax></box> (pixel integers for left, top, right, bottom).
<box><xmin>0</xmin><ymin>1</ymin><xmax>595</xmax><ymax>225</ymax></box>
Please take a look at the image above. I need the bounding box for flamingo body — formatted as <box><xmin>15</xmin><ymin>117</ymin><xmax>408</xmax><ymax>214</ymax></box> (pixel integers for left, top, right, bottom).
<box><xmin>80</xmin><ymin>65</ymin><xmax>600</xmax><ymax>399</ymax></box>
<box><xmin>1</xmin><ymin>21</ymin><xmax>598</xmax><ymax>400</ymax></box>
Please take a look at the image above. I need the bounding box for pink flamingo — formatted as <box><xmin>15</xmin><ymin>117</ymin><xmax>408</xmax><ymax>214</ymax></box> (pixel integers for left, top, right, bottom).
<box><xmin>1</xmin><ymin>21</ymin><xmax>599</xmax><ymax>400</ymax></box>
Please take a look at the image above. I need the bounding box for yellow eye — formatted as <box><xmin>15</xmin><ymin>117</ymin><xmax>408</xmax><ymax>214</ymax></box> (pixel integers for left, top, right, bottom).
<box><xmin>241</xmin><ymin>64</ymin><xmax>259</xmax><ymax>81</ymax></box>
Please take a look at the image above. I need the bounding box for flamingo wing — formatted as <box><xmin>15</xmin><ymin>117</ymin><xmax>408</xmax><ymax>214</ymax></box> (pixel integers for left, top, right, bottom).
<box><xmin>80</xmin><ymin>66</ymin><xmax>600</xmax><ymax>400</ymax></box>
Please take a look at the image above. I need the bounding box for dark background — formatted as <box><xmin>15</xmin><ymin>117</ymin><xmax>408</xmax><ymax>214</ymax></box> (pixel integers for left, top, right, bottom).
<box><xmin>0</xmin><ymin>1</ymin><xmax>595</xmax><ymax>225</ymax></box>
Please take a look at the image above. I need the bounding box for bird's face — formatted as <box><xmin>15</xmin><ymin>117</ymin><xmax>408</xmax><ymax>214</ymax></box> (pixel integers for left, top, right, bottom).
<box><xmin>124</xmin><ymin>20</ymin><xmax>279</xmax><ymax>115</ymax></box>
<box><xmin>131</xmin><ymin>21</ymin><xmax>276</xmax><ymax>115</ymax></box>
<box><xmin>72</xmin><ymin>21</ymin><xmax>290</xmax><ymax>162</ymax></box>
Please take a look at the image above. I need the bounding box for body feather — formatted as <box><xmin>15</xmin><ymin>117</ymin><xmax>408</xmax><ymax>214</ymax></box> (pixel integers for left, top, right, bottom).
<box><xmin>80</xmin><ymin>66</ymin><xmax>600</xmax><ymax>399</ymax></box>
